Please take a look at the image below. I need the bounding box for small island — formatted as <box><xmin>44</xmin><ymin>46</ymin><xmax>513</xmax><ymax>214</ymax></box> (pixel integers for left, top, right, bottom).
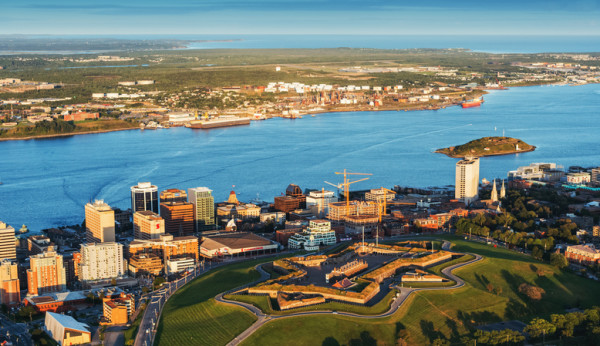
<box><xmin>435</xmin><ymin>136</ymin><xmax>535</xmax><ymax>158</ymax></box>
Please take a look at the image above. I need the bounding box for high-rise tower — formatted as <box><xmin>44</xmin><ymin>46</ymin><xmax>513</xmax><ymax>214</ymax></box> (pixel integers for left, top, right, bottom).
<box><xmin>131</xmin><ymin>182</ymin><xmax>159</xmax><ymax>214</ymax></box>
<box><xmin>455</xmin><ymin>157</ymin><xmax>480</xmax><ymax>205</ymax></box>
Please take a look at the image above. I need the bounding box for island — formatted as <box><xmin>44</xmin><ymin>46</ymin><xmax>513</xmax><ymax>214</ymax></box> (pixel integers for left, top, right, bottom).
<box><xmin>435</xmin><ymin>136</ymin><xmax>535</xmax><ymax>158</ymax></box>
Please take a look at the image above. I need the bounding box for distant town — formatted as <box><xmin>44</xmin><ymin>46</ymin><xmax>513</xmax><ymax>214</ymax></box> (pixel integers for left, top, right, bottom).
<box><xmin>1</xmin><ymin>155</ymin><xmax>600</xmax><ymax>344</ymax></box>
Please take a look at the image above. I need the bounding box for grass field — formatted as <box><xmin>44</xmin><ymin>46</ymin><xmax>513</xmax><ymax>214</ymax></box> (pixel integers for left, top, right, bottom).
<box><xmin>154</xmin><ymin>259</ymin><xmax>272</xmax><ymax>346</ymax></box>
<box><xmin>242</xmin><ymin>237</ymin><xmax>600</xmax><ymax>345</ymax></box>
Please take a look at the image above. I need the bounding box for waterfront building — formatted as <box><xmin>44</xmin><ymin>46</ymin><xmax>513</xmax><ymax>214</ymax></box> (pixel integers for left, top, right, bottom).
<box><xmin>127</xmin><ymin>234</ymin><xmax>199</xmax><ymax>262</ymax></box>
<box><xmin>113</xmin><ymin>208</ymin><xmax>133</xmax><ymax>230</ymax></box>
<box><xmin>0</xmin><ymin>222</ymin><xmax>16</xmax><ymax>261</ymax></box>
<box><xmin>260</xmin><ymin>212</ymin><xmax>286</xmax><ymax>224</ymax></box>
<box><xmin>305</xmin><ymin>189</ymin><xmax>337</xmax><ymax>218</ymax></box>
<box><xmin>200</xmin><ymin>232</ymin><xmax>278</xmax><ymax>259</ymax></box>
<box><xmin>160</xmin><ymin>202</ymin><xmax>195</xmax><ymax>237</ymax></box>
<box><xmin>27</xmin><ymin>251</ymin><xmax>67</xmax><ymax>296</ymax></box>
<box><xmin>188</xmin><ymin>187</ymin><xmax>215</xmax><ymax>231</ymax></box>
<box><xmin>103</xmin><ymin>293</ymin><xmax>135</xmax><ymax>325</ymax></box>
<box><xmin>79</xmin><ymin>243</ymin><xmax>125</xmax><ymax>283</ymax></box>
<box><xmin>274</xmin><ymin>195</ymin><xmax>303</xmax><ymax>213</ymax></box>
<box><xmin>128</xmin><ymin>253</ymin><xmax>163</xmax><ymax>277</ymax></box>
<box><xmin>133</xmin><ymin>211</ymin><xmax>165</xmax><ymax>240</ymax></box>
<box><xmin>85</xmin><ymin>200</ymin><xmax>115</xmax><ymax>243</ymax></box>
<box><xmin>131</xmin><ymin>182</ymin><xmax>159</xmax><ymax>214</ymax></box>
<box><xmin>217</xmin><ymin>203</ymin><xmax>261</xmax><ymax>221</ymax></box>
<box><xmin>159</xmin><ymin>188</ymin><xmax>188</xmax><ymax>204</ymax></box>
<box><xmin>288</xmin><ymin>220</ymin><xmax>337</xmax><ymax>251</ymax></box>
<box><xmin>27</xmin><ymin>235</ymin><xmax>55</xmax><ymax>256</ymax></box>
<box><xmin>45</xmin><ymin>311</ymin><xmax>91</xmax><ymax>345</ymax></box>
<box><xmin>0</xmin><ymin>260</ymin><xmax>20</xmax><ymax>306</ymax></box>
<box><xmin>507</xmin><ymin>163</ymin><xmax>563</xmax><ymax>182</ymax></box>
<box><xmin>566</xmin><ymin>172</ymin><xmax>591</xmax><ymax>184</ymax></box>
<box><xmin>591</xmin><ymin>167</ymin><xmax>600</xmax><ymax>185</ymax></box>
<box><xmin>455</xmin><ymin>157</ymin><xmax>480</xmax><ymax>205</ymax></box>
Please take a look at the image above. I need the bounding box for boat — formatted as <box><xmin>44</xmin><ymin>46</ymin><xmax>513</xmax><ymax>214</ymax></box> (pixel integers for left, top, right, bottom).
<box><xmin>461</xmin><ymin>97</ymin><xmax>484</xmax><ymax>108</ymax></box>
<box><xmin>188</xmin><ymin>116</ymin><xmax>251</xmax><ymax>129</ymax></box>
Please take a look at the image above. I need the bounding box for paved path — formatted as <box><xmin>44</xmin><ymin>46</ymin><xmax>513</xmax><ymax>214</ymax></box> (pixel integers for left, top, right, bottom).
<box><xmin>219</xmin><ymin>241</ymin><xmax>483</xmax><ymax>346</ymax></box>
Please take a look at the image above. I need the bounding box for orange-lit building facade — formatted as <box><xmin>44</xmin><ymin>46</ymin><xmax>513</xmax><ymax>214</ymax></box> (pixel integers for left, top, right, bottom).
<box><xmin>159</xmin><ymin>189</ymin><xmax>188</xmax><ymax>204</ymax></box>
<box><xmin>160</xmin><ymin>202</ymin><xmax>195</xmax><ymax>237</ymax></box>
<box><xmin>27</xmin><ymin>252</ymin><xmax>66</xmax><ymax>296</ymax></box>
<box><xmin>133</xmin><ymin>211</ymin><xmax>165</xmax><ymax>240</ymax></box>
<box><xmin>127</xmin><ymin>234</ymin><xmax>199</xmax><ymax>262</ymax></box>
<box><xmin>103</xmin><ymin>293</ymin><xmax>135</xmax><ymax>325</ymax></box>
<box><xmin>0</xmin><ymin>260</ymin><xmax>20</xmax><ymax>306</ymax></box>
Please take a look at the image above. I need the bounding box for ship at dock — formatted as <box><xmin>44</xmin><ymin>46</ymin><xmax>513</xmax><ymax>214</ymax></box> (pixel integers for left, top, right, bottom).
<box><xmin>186</xmin><ymin>115</ymin><xmax>251</xmax><ymax>129</ymax></box>
<box><xmin>460</xmin><ymin>97</ymin><xmax>484</xmax><ymax>108</ymax></box>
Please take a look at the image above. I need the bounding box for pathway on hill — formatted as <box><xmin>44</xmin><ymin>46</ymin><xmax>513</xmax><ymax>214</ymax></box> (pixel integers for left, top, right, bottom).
<box><xmin>218</xmin><ymin>241</ymin><xmax>483</xmax><ymax>346</ymax></box>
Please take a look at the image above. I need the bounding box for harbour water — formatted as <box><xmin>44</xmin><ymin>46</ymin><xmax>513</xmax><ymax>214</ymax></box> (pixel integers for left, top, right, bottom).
<box><xmin>1</xmin><ymin>84</ymin><xmax>600</xmax><ymax>232</ymax></box>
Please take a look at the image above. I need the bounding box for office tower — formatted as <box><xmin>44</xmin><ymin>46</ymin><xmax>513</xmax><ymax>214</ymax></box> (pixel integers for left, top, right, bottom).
<box><xmin>188</xmin><ymin>187</ymin><xmax>215</xmax><ymax>231</ymax></box>
<box><xmin>455</xmin><ymin>157</ymin><xmax>480</xmax><ymax>205</ymax></box>
<box><xmin>305</xmin><ymin>190</ymin><xmax>338</xmax><ymax>218</ymax></box>
<box><xmin>160</xmin><ymin>202</ymin><xmax>195</xmax><ymax>237</ymax></box>
<box><xmin>27</xmin><ymin>251</ymin><xmax>67</xmax><ymax>296</ymax></box>
<box><xmin>131</xmin><ymin>182</ymin><xmax>158</xmax><ymax>214</ymax></box>
<box><xmin>0</xmin><ymin>222</ymin><xmax>16</xmax><ymax>261</ymax></box>
<box><xmin>133</xmin><ymin>211</ymin><xmax>165</xmax><ymax>240</ymax></box>
<box><xmin>0</xmin><ymin>260</ymin><xmax>20</xmax><ymax>306</ymax></box>
<box><xmin>79</xmin><ymin>243</ymin><xmax>124</xmax><ymax>283</ymax></box>
<box><xmin>159</xmin><ymin>189</ymin><xmax>187</xmax><ymax>204</ymax></box>
<box><xmin>85</xmin><ymin>200</ymin><xmax>115</xmax><ymax>243</ymax></box>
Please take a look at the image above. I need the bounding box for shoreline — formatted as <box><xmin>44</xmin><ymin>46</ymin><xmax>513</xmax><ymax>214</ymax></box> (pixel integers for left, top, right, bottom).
<box><xmin>0</xmin><ymin>126</ymin><xmax>138</xmax><ymax>142</ymax></box>
<box><xmin>435</xmin><ymin>146</ymin><xmax>536</xmax><ymax>158</ymax></box>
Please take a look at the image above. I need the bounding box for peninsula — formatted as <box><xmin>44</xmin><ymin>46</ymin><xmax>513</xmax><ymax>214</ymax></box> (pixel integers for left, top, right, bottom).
<box><xmin>435</xmin><ymin>136</ymin><xmax>535</xmax><ymax>158</ymax></box>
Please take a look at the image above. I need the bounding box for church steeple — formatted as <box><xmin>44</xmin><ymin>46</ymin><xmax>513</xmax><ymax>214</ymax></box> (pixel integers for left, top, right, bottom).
<box><xmin>500</xmin><ymin>179</ymin><xmax>506</xmax><ymax>199</ymax></box>
<box><xmin>491</xmin><ymin>179</ymin><xmax>498</xmax><ymax>202</ymax></box>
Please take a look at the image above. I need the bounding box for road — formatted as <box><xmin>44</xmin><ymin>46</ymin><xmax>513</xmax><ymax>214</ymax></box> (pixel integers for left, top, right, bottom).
<box><xmin>0</xmin><ymin>314</ymin><xmax>32</xmax><ymax>346</ymax></box>
<box><xmin>219</xmin><ymin>241</ymin><xmax>483</xmax><ymax>346</ymax></box>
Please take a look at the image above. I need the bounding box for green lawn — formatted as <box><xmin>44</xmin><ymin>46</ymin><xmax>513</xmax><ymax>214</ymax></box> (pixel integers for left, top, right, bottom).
<box><xmin>242</xmin><ymin>237</ymin><xmax>600</xmax><ymax>345</ymax></box>
<box><xmin>124</xmin><ymin>303</ymin><xmax>146</xmax><ymax>344</ymax></box>
<box><xmin>154</xmin><ymin>259</ymin><xmax>275</xmax><ymax>346</ymax></box>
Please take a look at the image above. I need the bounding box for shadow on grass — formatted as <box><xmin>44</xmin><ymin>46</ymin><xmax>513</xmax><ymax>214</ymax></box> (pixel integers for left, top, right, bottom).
<box><xmin>349</xmin><ymin>331</ymin><xmax>377</xmax><ymax>346</ymax></box>
<box><xmin>322</xmin><ymin>336</ymin><xmax>340</xmax><ymax>346</ymax></box>
<box><xmin>420</xmin><ymin>320</ymin><xmax>445</xmax><ymax>343</ymax></box>
<box><xmin>457</xmin><ymin>309</ymin><xmax>502</xmax><ymax>329</ymax></box>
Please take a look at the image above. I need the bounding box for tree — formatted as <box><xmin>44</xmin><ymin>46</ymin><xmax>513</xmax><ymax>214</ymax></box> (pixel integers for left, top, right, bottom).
<box><xmin>550</xmin><ymin>253</ymin><xmax>568</xmax><ymax>269</ymax></box>
<box><xmin>519</xmin><ymin>283</ymin><xmax>545</xmax><ymax>300</ymax></box>
<box><xmin>486</xmin><ymin>283</ymin><xmax>494</xmax><ymax>293</ymax></box>
<box><xmin>525</xmin><ymin>317</ymin><xmax>556</xmax><ymax>339</ymax></box>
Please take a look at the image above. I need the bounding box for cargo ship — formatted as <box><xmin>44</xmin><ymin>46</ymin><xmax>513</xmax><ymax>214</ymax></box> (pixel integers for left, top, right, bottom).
<box><xmin>461</xmin><ymin>97</ymin><xmax>484</xmax><ymax>108</ymax></box>
<box><xmin>187</xmin><ymin>116</ymin><xmax>251</xmax><ymax>129</ymax></box>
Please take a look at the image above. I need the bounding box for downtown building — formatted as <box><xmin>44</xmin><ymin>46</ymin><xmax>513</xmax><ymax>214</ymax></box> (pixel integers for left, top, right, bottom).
<box><xmin>131</xmin><ymin>182</ymin><xmax>159</xmax><ymax>214</ymax></box>
<box><xmin>188</xmin><ymin>187</ymin><xmax>215</xmax><ymax>231</ymax></box>
<box><xmin>133</xmin><ymin>210</ymin><xmax>165</xmax><ymax>240</ymax></box>
<box><xmin>0</xmin><ymin>260</ymin><xmax>20</xmax><ymax>306</ymax></box>
<box><xmin>288</xmin><ymin>220</ymin><xmax>337</xmax><ymax>251</ymax></box>
<box><xmin>27</xmin><ymin>251</ymin><xmax>67</xmax><ymax>296</ymax></box>
<box><xmin>305</xmin><ymin>189</ymin><xmax>337</xmax><ymax>218</ymax></box>
<box><xmin>160</xmin><ymin>201</ymin><xmax>195</xmax><ymax>237</ymax></box>
<box><xmin>455</xmin><ymin>157</ymin><xmax>480</xmax><ymax>205</ymax></box>
<box><xmin>159</xmin><ymin>188</ymin><xmax>188</xmax><ymax>204</ymax></box>
<box><xmin>0</xmin><ymin>221</ymin><xmax>16</xmax><ymax>261</ymax></box>
<box><xmin>79</xmin><ymin>243</ymin><xmax>125</xmax><ymax>283</ymax></box>
<box><xmin>85</xmin><ymin>200</ymin><xmax>116</xmax><ymax>243</ymax></box>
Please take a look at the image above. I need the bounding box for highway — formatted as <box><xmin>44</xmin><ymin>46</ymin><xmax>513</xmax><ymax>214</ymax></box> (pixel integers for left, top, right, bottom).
<box><xmin>219</xmin><ymin>241</ymin><xmax>483</xmax><ymax>346</ymax></box>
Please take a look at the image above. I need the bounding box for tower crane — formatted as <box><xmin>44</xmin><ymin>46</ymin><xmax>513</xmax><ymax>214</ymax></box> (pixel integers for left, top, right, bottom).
<box><xmin>324</xmin><ymin>169</ymin><xmax>372</xmax><ymax>210</ymax></box>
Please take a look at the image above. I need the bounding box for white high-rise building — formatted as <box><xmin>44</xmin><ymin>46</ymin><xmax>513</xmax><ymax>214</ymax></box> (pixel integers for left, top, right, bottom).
<box><xmin>0</xmin><ymin>222</ymin><xmax>16</xmax><ymax>261</ymax></box>
<box><xmin>305</xmin><ymin>190</ymin><xmax>337</xmax><ymax>218</ymax></box>
<box><xmin>79</xmin><ymin>242</ymin><xmax>125</xmax><ymax>283</ymax></box>
<box><xmin>455</xmin><ymin>157</ymin><xmax>480</xmax><ymax>205</ymax></box>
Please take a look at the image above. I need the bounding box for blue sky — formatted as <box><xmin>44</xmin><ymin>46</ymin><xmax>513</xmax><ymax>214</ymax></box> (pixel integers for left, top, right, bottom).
<box><xmin>2</xmin><ymin>0</ymin><xmax>600</xmax><ymax>35</ymax></box>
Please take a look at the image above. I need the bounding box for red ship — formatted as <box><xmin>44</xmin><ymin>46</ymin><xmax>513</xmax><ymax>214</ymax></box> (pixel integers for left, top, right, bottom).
<box><xmin>461</xmin><ymin>97</ymin><xmax>484</xmax><ymax>108</ymax></box>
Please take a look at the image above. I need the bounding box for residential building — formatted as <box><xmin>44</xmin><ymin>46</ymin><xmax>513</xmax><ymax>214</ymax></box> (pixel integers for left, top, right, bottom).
<box><xmin>591</xmin><ymin>167</ymin><xmax>600</xmax><ymax>184</ymax></box>
<box><xmin>288</xmin><ymin>220</ymin><xmax>337</xmax><ymax>251</ymax></box>
<box><xmin>567</xmin><ymin>172</ymin><xmax>591</xmax><ymax>184</ymax></box>
<box><xmin>344</xmin><ymin>215</ymin><xmax>379</xmax><ymax>236</ymax></box>
<box><xmin>565</xmin><ymin>244</ymin><xmax>600</xmax><ymax>265</ymax></box>
<box><xmin>133</xmin><ymin>211</ymin><xmax>165</xmax><ymax>240</ymax></box>
<box><xmin>159</xmin><ymin>188</ymin><xmax>187</xmax><ymax>204</ymax></box>
<box><xmin>328</xmin><ymin>201</ymin><xmax>377</xmax><ymax>222</ymax></box>
<box><xmin>85</xmin><ymin>200</ymin><xmax>115</xmax><ymax>243</ymax></box>
<box><xmin>131</xmin><ymin>182</ymin><xmax>159</xmax><ymax>214</ymax></box>
<box><xmin>160</xmin><ymin>202</ymin><xmax>195</xmax><ymax>237</ymax></box>
<box><xmin>0</xmin><ymin>222</ymin><xmax>16</xmax><ymax>261</ymax></box>
<box><xmin>188</xmin><ymin>187</ymin><xmax>215</xmax><ymax>231</ymax></box>
<box><xmin>0</xmin><ymin>260</ymin><xmax>20</xmax><ymax>306</ymax></box>
<box><xmin>455</xmin><ymin>157</ymin><xmax>480</xmax><ymax>205</ymax></box>
<box><xmin>44</xmin><ymin>311</ymin><xmax>91</xmax><ymax>345</ymax></box>
<box><xmin>27</xmin><ymin>251</ymin><xmax>67</xmax><ymax>296</ymax></box>
<box><xmin>79</xmin><ymin>243</ymin><xmax>125</xmax><ymax>283</ymax></box>
<box><xmin>102</xmin><ymin>293</ymin><xmax>135</xmax><ymax>325</ymax></box>
<box><xmin>127</xmin><ymin>234</ymin><xmax>199</xmax><ymax>262</ymax></box>
<box><xmin>364</xmin><ymin>188</ymin><xmax>396</xmax><ymax>203</ymax></box>
<box><xmin>305</xmin><ymin>189</ymin><xmax>337</xmax><ymax>218</ymax></box>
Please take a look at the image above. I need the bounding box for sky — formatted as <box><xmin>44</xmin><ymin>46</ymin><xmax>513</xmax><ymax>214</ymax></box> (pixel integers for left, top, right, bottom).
<box><xmin>2</xmin><ymin>0</ymin><xmax>600</xmax><ymax>36</ymax></box>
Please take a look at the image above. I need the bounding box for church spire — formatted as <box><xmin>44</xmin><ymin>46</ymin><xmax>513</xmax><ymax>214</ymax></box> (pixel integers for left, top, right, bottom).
<box><xmin>500</xmin><ymin>179</ymin><xmax>506</xmax><ymax>199</ymax></box>
<box><xmin>491</xmin><ymin>179</ymin><xmax>498</xmax><ymax>202</ymax></box>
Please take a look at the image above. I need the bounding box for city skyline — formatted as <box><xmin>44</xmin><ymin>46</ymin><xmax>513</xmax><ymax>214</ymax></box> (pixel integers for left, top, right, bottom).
<box><xmin>2</xmin><ymin>0</ymin><xmax>600</xmax><ymax>35</ymax></box>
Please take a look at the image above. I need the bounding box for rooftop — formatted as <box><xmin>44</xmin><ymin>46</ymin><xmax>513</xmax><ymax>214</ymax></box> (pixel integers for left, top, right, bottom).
<box><xmin>46</xmin><ymin>311</ymin><xmax>90</xmax><ymax>334</ymax></box>
<box><xmin>201</xmin><ymin>232</ymin><xmax>272</xmax><ymax>250</ymax></box>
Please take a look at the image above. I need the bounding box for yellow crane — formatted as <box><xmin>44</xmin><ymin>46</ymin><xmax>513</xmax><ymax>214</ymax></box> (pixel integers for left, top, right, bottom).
<box><xmin>325</xmin><ymin>169</ymin><xmax>372</xmax><ymax>210</ymax></box>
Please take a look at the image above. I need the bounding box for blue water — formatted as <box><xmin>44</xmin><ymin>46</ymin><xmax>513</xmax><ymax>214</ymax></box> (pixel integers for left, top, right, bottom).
<box><xmin>5</xmin><ymin>35</ymin><xmax>600</xmax><ymax>54</ymax></box>
<box><xmin>1</xmin><ymin>84</ymin><xmax>600</xmax><ymax>232</ymax></box>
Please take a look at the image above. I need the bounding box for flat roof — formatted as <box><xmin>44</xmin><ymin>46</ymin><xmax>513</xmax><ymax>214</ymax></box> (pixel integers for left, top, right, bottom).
<box><xmin>201</xmin><ymin>232</ymin><xmax>272</xmax><ymax>250</ymax></box>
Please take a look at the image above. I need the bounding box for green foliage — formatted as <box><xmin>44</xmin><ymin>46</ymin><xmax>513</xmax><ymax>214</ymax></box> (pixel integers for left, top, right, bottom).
<box><xmin>473</xmin><ymin>329</ymin><xmax>525</xmax><ymax>345</ymax></box>
<box><xmin>550</xmin><ymin>253</ymin><xmax>568</xmax><ymax>269</ymax></box>
<box><xmin>524</xmin><ymin>317</ymin><xmax>556</xmax><ymax>338</ymax></box>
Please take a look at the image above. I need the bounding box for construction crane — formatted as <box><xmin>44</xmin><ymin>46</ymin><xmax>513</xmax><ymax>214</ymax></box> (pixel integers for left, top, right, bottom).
<box><xmin>325</xmin><ymin>169</ymin><xmax>372</xmax><ymax>210</ymax></box>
